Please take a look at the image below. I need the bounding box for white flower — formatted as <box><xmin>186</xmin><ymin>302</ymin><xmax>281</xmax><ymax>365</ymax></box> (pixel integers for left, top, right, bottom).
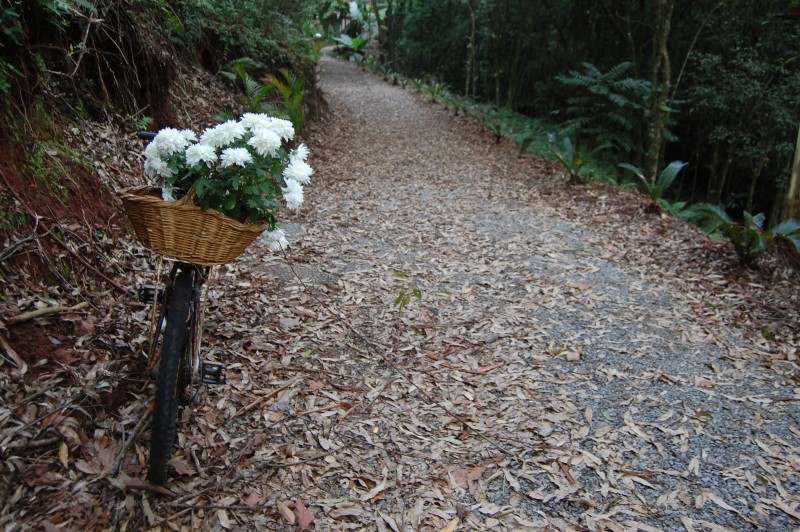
<box><xmin>140</xmin><ymin>113</ymin><xmax>313</xmax><ymax>228</ymax></box>
<box><xmin>144</xmin><ymin>155</ymin><xmax>161</xmax><ymax>178</ymax></box>
<box><xmin>289</xmin><ymin>143</ymin><xmax>310</xmax><ymax>164</ymax></box>
<box><xmin>220</xmin><ymin>147</ymin><xmax>253</xmax><ymax>168</ymax></box>
<box><xmin>153</xmin><ymin>128</ymin><xmax>190</xmax><ymax>156</ymax></box>
<box><xmin>161</xmin><ymin>184</ymin><xmax>175</xmax><ymax>202</ymax></box>
<box><xmin>261</xmin><ymin>227</ymin><xmax>289</xmax><ymax>251</ymax></box>
<box><xmin>240</xmin><ymin>113</ymin><xmax>272</xmax><ymax>131</ymax></box>
<box><xmin>243</xmin><ymin>116</ymin><xmax>294</xmax><ymax>142</ymax></box>
<box><xmin>185</xmin><ymin>144</ymin><xmax>217</xmax><ymax>167</ymax></box>
<box><xmin>200</xmin><ymin>120</ymin><xmax>247</xmax><ymax>148</ymax></box>
<box><xmin>265</xmin><ymin>117</ymin><xmax>295</xmax><ymax>142</ymax></box>
<box><xmin>144</xmin><ymin>140</ymin><xmax>160</xmax><ymax>159</ymax></box>
<box><xmin>247</xmin><ymin>129</ymin><xmax>282</xmax><ymax>157</ymax></box>
<box><xmin>180</xmin><ymin>129</ymin><xmax>198</xmax><ymax>143</ymax></box>
<box><xmin>282</xmin><ymin>178</ymin><xmax>304</xmax><ymax>209</ymax></box>
<box><xmin>283</xmin><ymin>159</ymin><xmax>313</xmax><ymax>185</ymax></box>
<box><xmin>144</xmin><ymin>156</ymin><xmax>174</xmax><ymax>180</ymax></box>
<box><xmin>314</xmin><ymin>33</ymin><xmax>322</xmax><ymax>39</ymax></box>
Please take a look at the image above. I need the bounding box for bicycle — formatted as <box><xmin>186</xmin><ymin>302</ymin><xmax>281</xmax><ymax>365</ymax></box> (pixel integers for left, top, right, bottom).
<box><xmin>135</xmin><ymin>132</ymin><xmax>227</xmax><ymax>485</ymax></box>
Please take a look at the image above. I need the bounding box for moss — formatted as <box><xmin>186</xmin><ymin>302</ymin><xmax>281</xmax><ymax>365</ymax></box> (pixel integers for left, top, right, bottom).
<box><xmin>0</xmin><ymin>206</ymin><xmax>27</xmax><ymax>231</ymax></box>
<box><xmin>28</xmin><ymin>139</ymin><xmax>91</xmax><ymax>205</ymax></box>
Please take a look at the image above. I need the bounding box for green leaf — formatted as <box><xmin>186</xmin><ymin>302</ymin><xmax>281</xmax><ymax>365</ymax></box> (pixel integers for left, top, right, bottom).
<box><xmin>655</xmin><ymin>161</ymin><xmax>687</xmax><ymax>191</ymax></box>
<box><xmin>618</xmin><ymin>163</ymin><xmax>644</xmax><ymax>180</ymax></box>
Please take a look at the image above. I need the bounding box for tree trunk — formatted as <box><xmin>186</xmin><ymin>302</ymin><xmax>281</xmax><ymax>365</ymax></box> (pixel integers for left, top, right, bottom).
<box><xmin>644</xmin><ymin>0</ymin><xmax>675</xmax><ymax>184</ymax></box>
<box><xmin>781</xmin><ymin>124</ymin><xmax>800</xmax><ymax>221</ymax></box>
<box><xmin>465</xmin><ymin>0</ymin><xmax>477</xmax><ymax>98</ymax></box>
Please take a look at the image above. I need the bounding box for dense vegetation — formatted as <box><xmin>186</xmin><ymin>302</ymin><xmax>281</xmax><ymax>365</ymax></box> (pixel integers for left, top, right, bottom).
<box><xmin>0</xmin><ymin>0</ymin><xmax>320</xmax><ymax>124</ymax></box>
<box><xmin>368</xmin><ymin>0</ymin><xmax>800</xmax><ymax>226</ymax></box>
<box><xmin>0</xmin><ymin>0</ymin><xmax>321</xmax><ymax>248</ymax></box>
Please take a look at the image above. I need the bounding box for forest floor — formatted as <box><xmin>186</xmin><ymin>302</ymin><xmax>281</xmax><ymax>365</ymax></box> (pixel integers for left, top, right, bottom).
<box><xmin>2</xmin><ymin>51</ymin><xmax>800</xmax><ymax>531</ymax></box>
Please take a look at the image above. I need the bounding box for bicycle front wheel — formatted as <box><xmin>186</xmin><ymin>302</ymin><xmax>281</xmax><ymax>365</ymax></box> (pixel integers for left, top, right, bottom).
<box><xmin>147</xmin><ymin>271</ymin><xmax>193</xmax><ymax>485</ymax></box>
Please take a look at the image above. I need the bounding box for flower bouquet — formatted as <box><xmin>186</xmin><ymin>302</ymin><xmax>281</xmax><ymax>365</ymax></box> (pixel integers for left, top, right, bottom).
<box><xmin>121</xmin><ymin>113</ymin><xmax>312</xmax><ymax>264</ymax></box>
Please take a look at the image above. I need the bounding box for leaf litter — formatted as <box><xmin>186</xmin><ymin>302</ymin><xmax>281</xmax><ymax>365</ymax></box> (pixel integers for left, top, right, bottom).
<box><xmin>1</xmin><ymin>51</ymin><xmax>799</xmax><ymax>530</ymax></box>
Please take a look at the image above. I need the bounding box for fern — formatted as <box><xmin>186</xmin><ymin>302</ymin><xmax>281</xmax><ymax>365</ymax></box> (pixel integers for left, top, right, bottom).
<box><xmin>221</xmin><ymin>61</ymin><xmax>308</xmax><ymax>135</ymax></box>
<box><xmin>555</xmin><ymin>61</ymin><xmax>659</xmax><ymax>160</ymax></box>
<box><xmin>265</xmin><ymin>69</ymin><xmax>307</xmax><ymax>135</ymax></box>
<box><xmin>222</xmin><ymin>60</ymin><xmax>275</xmax><ymax>113</ymax></box>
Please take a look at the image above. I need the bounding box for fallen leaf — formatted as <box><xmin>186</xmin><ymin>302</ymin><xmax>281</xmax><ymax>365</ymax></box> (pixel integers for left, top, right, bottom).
<box><xmin>244</xmin><ymin>491</ymin><xmax>262</xmax><ymax>508</ymax></box>
<box><xmin>277</xmin><ymin>500</ymin><xmax>295</xmax><ymax>525</ymax></box>
<box><xmin>217</xmin><ymin>509</ymin><xmax>231</xmax><ymax>529</ymax></box>
<box><xmin>441</xmin><ymin>517</ymin><xmax>459</xmax><ymax>532</ymax></box>
<box><xmin>279</xmin><ymin>317</ymin><xmax>301</xmax><ymax>329</ymax></box>
<box><xmin>361</xmin><ymin>476</ymin><xmax>388</xmax><ymax>501</ymax></box>
<box><xmin>168</xmin><ymin>457</ymin><xmax>195</xmax><ymax>476</ymax></box>
<box><xmin>476</xmin><ymin>363</ymin><xmax>503</xmax><ymax>374</ymax></box>
<box><xmin>329</xmin><ymin>503</ymin><xmax>363</xmax><ymax>518</ymax></box>
<box><xmin>295</xmin><ymin>498</ymin><xmax>314</xmax><ymax>531</ymax></box>
<box><xmin>451</xmin><ymin>465</ymin><xmax>486</xmax><ymax>488</ymax></box>
<box><xmin>141</xmin><ymin>496</ymin><xmax>155</xmax><ymax>527</ymax></box>
<box><xmin>58</xmin><ymin>441</ymin><xmax>69</xmax><ymax>468</ymax></box>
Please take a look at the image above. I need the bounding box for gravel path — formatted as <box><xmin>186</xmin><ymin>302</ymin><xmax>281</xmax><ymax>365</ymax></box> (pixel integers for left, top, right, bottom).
<box><xmin>4</xmin><ymin>52</ymin><xmax>798</xmax><ymax>532</ymax></box>
<box><xmin>260</xmin><ymin>52</ymin><xmax>800</xmax><ymax>530</ymax></box>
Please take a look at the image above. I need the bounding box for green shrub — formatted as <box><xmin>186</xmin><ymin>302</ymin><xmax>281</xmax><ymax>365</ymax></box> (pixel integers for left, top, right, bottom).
<box><xmin>220</xmin><ymin>61</ymin><xmax>308</xmax><ymax>136</ymax></box>
<box><xmin>683</xmin><ymin>203</ymin><xmax>800</xmax><ymax>267</ymax></box>
<box><xmin>618</xmin><ymin>160</ymin><xmax>687</xmax><ymax>202</ymax></box>
<box><xmin>265</xmin><ymin>69</ymin><xmax>308</xmax><ymax>136</ymax></box>
<box><xmin>332</xmin><ymin>34</ymin><xmax>369</xmax><ymax>62</ymax></box>
<box><xmin>554</xmin><ymin>62</ymin><xmax>674</xmax><ymax>163</ymax></box>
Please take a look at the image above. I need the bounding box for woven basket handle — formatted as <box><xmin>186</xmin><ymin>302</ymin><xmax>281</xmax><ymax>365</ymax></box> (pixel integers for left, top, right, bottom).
<box><xmin>174</xmin><ymin>185</ymin><xmax>198</xmax><ymax>207</ymax></box>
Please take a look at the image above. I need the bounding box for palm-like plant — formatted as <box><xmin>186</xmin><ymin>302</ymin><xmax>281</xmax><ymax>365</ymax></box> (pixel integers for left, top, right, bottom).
<box><xmin>265</xmin><ymin>69</ymin><xmax>307</xmax><ymax>136</ymax></box>
<box><xmin>548</xmin><ymin>134</ymin><xmax>611</xmax><ymax>184</ymax></box>
<box><xmin>220</xmin><ymin>62</ymin><xmax>308</xmax><ymax>138</ymax></box>
<box><xmin>683</xmin><ymin>203</ymin><xmax>800</xmax><ymax>267</ymax></box>
<box><xmin>619</xmin><ymin>160</ymin><xmax>687</xmax><ymax>202</ymax></box>
<box><xmin>332</xmin><ymin>34</ymin><xmax>369</xmax><ymax>62</ymax></box>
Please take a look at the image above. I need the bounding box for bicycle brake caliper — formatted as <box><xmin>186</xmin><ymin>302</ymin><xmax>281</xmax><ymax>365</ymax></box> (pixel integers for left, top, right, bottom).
<box><xmin>200</xmin><ymin>362</ymin><xmax>227</xmax><ymax>385</ymax></box>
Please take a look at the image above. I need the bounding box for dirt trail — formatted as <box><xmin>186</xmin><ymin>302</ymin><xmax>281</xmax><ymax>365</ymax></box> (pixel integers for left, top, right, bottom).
<box><xmin>4</xmin><ymin>52</ymin><xmax>799</xmax><ymax>531</ymax></box>
<box><xmin>207</xmin><ymin>53</ymin><xmax>799</xmax><ymax>529</ymax></box>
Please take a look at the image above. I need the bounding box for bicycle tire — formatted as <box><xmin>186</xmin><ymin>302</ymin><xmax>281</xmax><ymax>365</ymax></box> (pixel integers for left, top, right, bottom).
<box><xmin>147</xmin><ymin>271</ymin><xmax>193</xmax><ymax>484</ymax></box>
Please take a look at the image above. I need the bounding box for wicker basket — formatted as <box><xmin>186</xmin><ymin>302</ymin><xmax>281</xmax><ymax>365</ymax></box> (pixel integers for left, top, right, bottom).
<box><xmin>120</xmin><ymin>186</ymin><xmax>268</xmax><ymax>265</ymax></box>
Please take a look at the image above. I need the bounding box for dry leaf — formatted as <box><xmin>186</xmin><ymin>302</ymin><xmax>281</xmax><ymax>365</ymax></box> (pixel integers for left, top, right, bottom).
<box><xmin>58</xmin><ymin>441</ymin><xmax>69</xmax><ymax>468</ymax></box>
<box><xmin>244</xmin><ymin>491</ymin><xmax>262</xmax><ymax>508</ymax></box>
<box><xmin>329</xmin><ymin>503</ymin><xmax>363</xmax><ymax>519</ymax></box>
<box><xmin>277</xmin><ymin>500</ymin><xmax>295</xmax><ymax>525</ymax></box>
<box><xmin>217</xmin><ymin>509</ymin><xmax>231</xmax><ymax>529</ymax></box>
<box><xmin>361</xmin><ymin>477</ymin><xmax>388</xmax><ymax>502</ymax></box>
<box><xmin>141</xmin><ymin>497</ymin><xmax>155</xmax><ymax>527</ymax></box>
<box><xmin>440</xmin><ymin>517</ymin><xmax>459</xmax><ymax>532</ymax></box>
<box><xmin>168</xmin><ymin>457</ymin><xmax>195</xmax><ymax>476</ymax></box>
<box><xmin>294</xmin><ymin>498</ymin><xmax>314</xmax><ymax>531</ymax></box>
